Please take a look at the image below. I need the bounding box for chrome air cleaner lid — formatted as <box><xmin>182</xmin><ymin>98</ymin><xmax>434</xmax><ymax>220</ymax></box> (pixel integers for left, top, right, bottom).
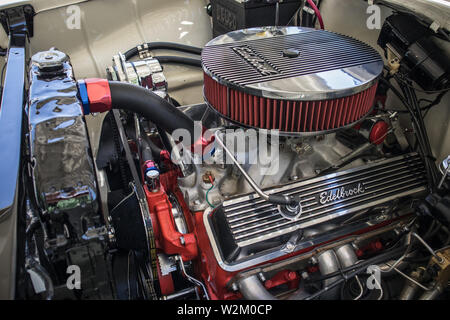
<box><xmin>202</xmin><ymin>26</ymin><xmax>383</xmax><ymax>101</ymax></box>
<box><xmin>201</xmin><ymin>27</ymin><xmax>384</xmax><ymax>134</ymax></box>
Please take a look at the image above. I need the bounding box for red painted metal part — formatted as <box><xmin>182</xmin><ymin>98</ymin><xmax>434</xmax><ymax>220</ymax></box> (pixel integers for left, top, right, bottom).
<box><xmin>143</xmin><ymin>169</ymin><xmax>198</xmax><ymax>295</ymax></box>
<box><xmin>356</xmin><ymin>239</ymin><xmax>384</xmax><ymax>258</ymax></box>
<box><xmin>143</xmin><ymin>162</ymin><xmax>406</xmax><ymax>299</ymax></box>
<box><xmin>143</xmin><ymin>169</ymin><xmax>198</xmax><ymax>262</ymax></box>
<box><xmin>191</xmin><ymin>132</ymin><xmax>215</xmax><ymax>158</ymax></box>
<box><xmin>204</xmin><ymin>74</ymin><xmax>378</xmax><ymax>132</ymax></box>
<box><xmin>142</xmin><ymin>157</ymin><xmax>407</xmax><ymax>299</ymax></box>
<box><xmin>264</xmin><ymin>270</ymin><xmax>300</xmax><ymax>290</ymax></box>
<box><xmin>193</xmin><ymin>210</ymin><xmax>240</xmax><ymax>300</ymax></box>
<box><xmin>369</xmin><ymin>120</ymin><xmax>389</xmax><ymax>145</ymax></box>
<box><xmin>193</xmin><ymin>208</ymin><xmax>403</xmax><ymax>299</ymax></box>
<box><xmin>84</xmin><ymin>78</ymin><xmax>112</xmax><ymax>113</ymax></box>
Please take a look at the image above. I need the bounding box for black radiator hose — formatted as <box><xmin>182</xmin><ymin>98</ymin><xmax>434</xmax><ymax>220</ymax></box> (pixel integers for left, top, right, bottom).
<box><xmin>108</xmin><ymin>81</ymin><xmax>197</xmax><ymax>144</ymax></box>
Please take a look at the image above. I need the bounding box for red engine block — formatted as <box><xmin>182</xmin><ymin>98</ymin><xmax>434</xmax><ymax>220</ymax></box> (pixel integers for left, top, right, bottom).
<box><xmin>142</xmin><ymin>156</ymin><xmax>398</xmax><ymax>299</ymax></box>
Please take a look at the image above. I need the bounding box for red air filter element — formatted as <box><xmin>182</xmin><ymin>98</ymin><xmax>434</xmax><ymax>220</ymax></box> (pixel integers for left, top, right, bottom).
<box><xmin>204</xmin><ymin>74</ymin><xmax>378</xmax><ymax>132</ymax></box>
<box><xmin>202</xmin><ymin>27</ymin><xmax>383</xmax><ymax>134</ymax></box>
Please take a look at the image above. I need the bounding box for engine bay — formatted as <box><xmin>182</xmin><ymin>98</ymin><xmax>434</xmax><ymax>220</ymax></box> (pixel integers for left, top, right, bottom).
<box><xmin>1</xmin><ymin>0</ymin><xmax>450</xmax><ymax>302</ymax></box>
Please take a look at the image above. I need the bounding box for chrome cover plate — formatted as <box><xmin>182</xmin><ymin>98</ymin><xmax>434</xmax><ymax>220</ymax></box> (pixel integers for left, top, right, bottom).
<box><xmin>204</xmin><ymin>153</ymin><xmax>427</xmax><ymax>270</ymax></box>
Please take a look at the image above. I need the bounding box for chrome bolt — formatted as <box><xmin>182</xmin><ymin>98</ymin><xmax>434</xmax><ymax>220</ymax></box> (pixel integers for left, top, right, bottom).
<box><xmin>258</xmin><ymin>273</ymin><xmax>266</xmax><ymax>282</ymax></box>
<box><xmin>285</xmin><ymin>242</ymin><xmax>295</xmax><ymax>252</ymax></box>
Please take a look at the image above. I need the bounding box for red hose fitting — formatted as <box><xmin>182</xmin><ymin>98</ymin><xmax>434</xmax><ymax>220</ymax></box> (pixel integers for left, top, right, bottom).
<box><xmin>83</xmin><ymin>78</ymin><xmax>112</xmax><ymax>113</ymax></box>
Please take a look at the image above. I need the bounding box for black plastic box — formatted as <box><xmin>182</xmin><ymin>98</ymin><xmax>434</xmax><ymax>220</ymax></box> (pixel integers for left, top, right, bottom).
<box><xmin>378</xmin><ymin>14</ymin><xmax>449</xmax><ymax>91</ymax></box>
<box><xmin>211</xmin><ymin>0</ymin><xmax>301</xmax><ymax>37</ymax></box>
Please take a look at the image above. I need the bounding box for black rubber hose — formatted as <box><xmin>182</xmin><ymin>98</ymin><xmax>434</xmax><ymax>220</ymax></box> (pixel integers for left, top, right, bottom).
<box><xmin>396</xmin><ymin>77</ymin><xmax>438</xmax><ymax>189</ymax></box>
<box><xmin>379</xmin><ymin>77</ymin><xmax>436</xmax><ymax>191</ymax></box>
<box><xmin>108</xmin><ymin>81</ymin><xmax>197</xmax><ymax>144</ymax></box>
<box><xmin>156</xmin><ymin>126</ymin><xmax>174</xmax><ymax>154</ymax></box>
<box><xmin>268</xmin><ymin>194</ymin><xmax>300</xmax><ymax>206</ymax></box>
<box><xmin>141</xmin><ymin>138</ymin><xmax>154</xmax><ymax>162</ymax></box>
<box><xmin>141</xmin><ymin>132</ymin><xmax>163</xmax><ymax>161</ymax></box>
<box><xmin>145</xmin><ymin>135</ymin><xmax>163</xmax><ymax>156</ymax></box>
<box><xmin>153</xmin><ymin>56</ymin><xmax>201</xmax><ymax>68</ymax></box>
<box><xmin>124</xmin><ymin>42</ymin><xmax>202</xmax><ymax>60</ymax></box>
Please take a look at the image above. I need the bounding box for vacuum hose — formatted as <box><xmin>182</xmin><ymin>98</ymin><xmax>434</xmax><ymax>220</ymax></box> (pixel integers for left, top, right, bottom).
<box><xmin>153</xmin><ymin>56</ymin><xmax>201</xmax><ymax>68</ymax></box>
<box><xmin>124</xmin><ymin>42</ymin><xmax>202</xmax><ymax>60</ymax></box>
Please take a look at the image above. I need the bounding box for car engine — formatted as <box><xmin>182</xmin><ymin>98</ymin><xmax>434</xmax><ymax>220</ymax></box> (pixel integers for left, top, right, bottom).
<box><xmin>2</xmin><ymin>2</ymin><xmax>450</xmax><ymax>302</ymax></box>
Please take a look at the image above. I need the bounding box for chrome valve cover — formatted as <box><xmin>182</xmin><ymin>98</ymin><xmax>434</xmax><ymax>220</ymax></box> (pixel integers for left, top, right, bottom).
<box><xmin>204</xmin><ymin>153</ymin><xmax>427</xmax><ymax>271</ymax></box>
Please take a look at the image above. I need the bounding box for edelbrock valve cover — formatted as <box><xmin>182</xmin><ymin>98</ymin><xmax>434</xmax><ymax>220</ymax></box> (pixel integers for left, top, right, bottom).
<box><xmin>204</xmin><ymin>153</ymin><xmax>427</xmax><ymax>270</ymax></box>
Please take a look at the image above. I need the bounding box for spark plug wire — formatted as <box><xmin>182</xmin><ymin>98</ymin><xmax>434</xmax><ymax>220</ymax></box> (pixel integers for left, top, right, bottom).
<box><xmin>306</xmin><ymin>0</ymin><xmax>324</xmax><ymax>29</ymax></box>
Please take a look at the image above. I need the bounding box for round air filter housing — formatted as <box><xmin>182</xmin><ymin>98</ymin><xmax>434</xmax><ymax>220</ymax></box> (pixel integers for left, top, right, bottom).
<box><xmin>201</xmin><ymin>27</ymin><xmax>384</xmax><ymax>134</ymax></box>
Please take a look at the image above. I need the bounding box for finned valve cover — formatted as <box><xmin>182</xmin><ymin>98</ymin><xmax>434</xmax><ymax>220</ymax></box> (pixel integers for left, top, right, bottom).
<box><xmin>201</xmin><ymin>27</ymin><xmax>384</xmax><ymax>134</ymax></box>
<box><xmin>204</xmin><ymin>153</ymin><xmax>427</xmax><ymax>271</ymax></box>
